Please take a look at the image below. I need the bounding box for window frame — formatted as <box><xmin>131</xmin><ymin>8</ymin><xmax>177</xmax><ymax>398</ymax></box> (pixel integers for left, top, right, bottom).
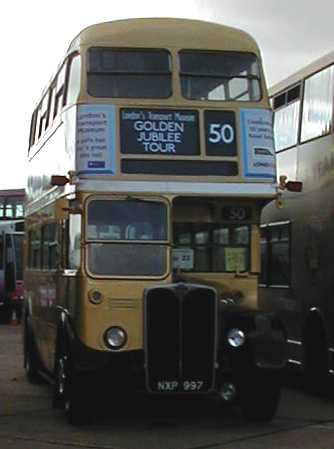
<box><xmin>260</xmin><ymin>221</ymin><xmax>291</xmax><ymax>288</ymax></box>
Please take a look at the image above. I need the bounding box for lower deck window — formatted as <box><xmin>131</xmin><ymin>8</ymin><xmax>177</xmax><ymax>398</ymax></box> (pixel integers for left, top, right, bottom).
<box><xmin>173</xmin><ymin>223</ymin><xmax>250</xmax><ymax>273</ymax></box>
<box><xmin>260</xmin><ymin>222</ymin><xmax>290</xmax><ymax>286</ymax></box>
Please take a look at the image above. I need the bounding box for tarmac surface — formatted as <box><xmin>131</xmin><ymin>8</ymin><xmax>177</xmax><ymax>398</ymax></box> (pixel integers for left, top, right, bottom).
<box><xmin>1</xmin><ymin>325</ymin><xmax>334</xmax><ymax>449</ymax></box>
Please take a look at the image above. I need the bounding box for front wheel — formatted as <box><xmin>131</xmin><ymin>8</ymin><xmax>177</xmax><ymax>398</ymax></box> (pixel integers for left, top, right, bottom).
<box><xmin>64</xmin><ymin>366</ymin><xmax>92</xmax><ymax>425</ymax></box>
<box><xmin>239</xmin><ymin>370</ymin><xmax>281</xmax><ymax>422</ymax></box>
<box><xmin>303</xmin><ymin>323</ymin><xmax>328</xmax><ymax>395</ymax></box>
<box><xmin>53</xmin><ymin>341</ymin><xmax>92</xmax><ymax>425</ymax></box>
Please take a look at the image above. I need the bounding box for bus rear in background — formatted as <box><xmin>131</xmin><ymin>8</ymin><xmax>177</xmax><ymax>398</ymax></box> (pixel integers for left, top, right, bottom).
<box><xmin>260</xmin><ymin>51</ymin><xmax>334</xmax><ymax>393</ymax></box>
<box><xmin>24</xmin><ymin>18</ymin><xmax>286</xmax><ymax>425</ymax></box>
<box><xmin>0</xmin><ymin>189</ymin><xmax>25</xmax><ymax>220</ymax></box>
<box><xmin>0</xmin><ymin>220</ymin><xmax>24</xmax><ymax>322</ymax></box>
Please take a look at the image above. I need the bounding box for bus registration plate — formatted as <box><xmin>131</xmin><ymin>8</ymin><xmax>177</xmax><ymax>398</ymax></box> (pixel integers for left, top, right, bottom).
<box><xmin>156</xmin><ymin>380</ymin><xmax>204</xmax><ymax>392</ymax></box>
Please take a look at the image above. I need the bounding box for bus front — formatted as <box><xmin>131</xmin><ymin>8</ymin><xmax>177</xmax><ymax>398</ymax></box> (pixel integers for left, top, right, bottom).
<box><xmin>52</xmin><ymin>19</ymin><xmax>286</xmax><ymax>423</ymax></box>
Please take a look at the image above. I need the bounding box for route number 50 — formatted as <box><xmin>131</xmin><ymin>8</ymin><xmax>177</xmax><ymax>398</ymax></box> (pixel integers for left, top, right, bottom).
<box><xmin>208</xmin><ymin>123</ymin><xmax>235</xmax><ymax>144</ymax></box>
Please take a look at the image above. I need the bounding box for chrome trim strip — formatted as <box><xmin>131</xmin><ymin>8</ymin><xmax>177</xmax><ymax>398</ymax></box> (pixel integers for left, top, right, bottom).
<box><xmin>287</xmin><ymin>339</ymin><xmax>302</xmax><ymax>346</ymax></box>
<box><xmin>77</xmin><ymin>180</ymin><xmax>277</xmax><ymax>197</ymax></box>
<box><xmin>288</xmin><ymin>359</ymin><xmax>302</xmax><ymax>365</ymax></box>
<box><xmin>267</xmin><ymin>220</ymin><xmax>291</xmax><ymax>227</ymax></box>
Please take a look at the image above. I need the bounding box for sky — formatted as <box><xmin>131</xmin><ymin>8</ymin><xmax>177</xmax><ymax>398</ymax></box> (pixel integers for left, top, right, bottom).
<box><xmin>1</xmin><ymin>0</ymin><xmax>333</xmax><ymax>190</ymax></box>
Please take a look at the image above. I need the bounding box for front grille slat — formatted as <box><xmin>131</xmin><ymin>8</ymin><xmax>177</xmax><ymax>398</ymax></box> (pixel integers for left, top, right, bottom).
<box><xmin>182</xmin><ymin>288</ymin><xmax>216</xmax><ymax>391</ymax></box>
<box><xmin>145</xmin><ymin>283</ymin><xmax>217</xmax><ymax>393</ymax></box>
<box><xmin>145</xmin><ymin>288</ymin><xmax>180</xmax><ymax>391</ymax></box>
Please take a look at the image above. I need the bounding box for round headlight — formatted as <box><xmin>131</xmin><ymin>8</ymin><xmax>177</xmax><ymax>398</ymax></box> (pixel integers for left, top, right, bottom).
<box><xmin>104</xmin><ymin>327</ymin><xmax>127</xmax><ymax>349</ymax></box>
<box><xmin>88</xmin><ymin>289</ymin><xmax>103</xmax><ymax>304</ymax></box>
<box><xmin>227</xmin><ymin>329</ymin><xmax>245</xmax><ymax>348</ymax></box>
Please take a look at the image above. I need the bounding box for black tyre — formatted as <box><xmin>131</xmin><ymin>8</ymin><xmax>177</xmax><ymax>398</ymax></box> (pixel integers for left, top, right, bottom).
<box><xmin>24</xmin><ymin>318</ymin><xmax>42</xmax><ymax>384</ymax></box>
<box><xmin>52</xmin><ymin>347</ymin><xmax>68</xmax><ymax>409</ymax></box>
<box><xmin>240</xmin><ymin>370</ymin><xmax>281</xmax><ymax>422</ymax></box>
<box><xmin>64</xmin><ymin>365</ymin><xmax>93</xmax><ymax>425</ymax></box>
<box><xmin>303</xmin><ymin>322</ymin><xmax>328</xmax><ymax>394</ymax></box>
<box><xmin>53</xmin><ymin>337</ymin><xmax>92</xmax><ymax>425</ymax></box>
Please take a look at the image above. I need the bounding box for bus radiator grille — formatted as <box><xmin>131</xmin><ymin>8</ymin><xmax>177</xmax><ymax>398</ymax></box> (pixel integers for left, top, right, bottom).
<box><xmin>144</xmin><ymin>284</ymin><xmax>217</xmax><ymax>393</ymax></box>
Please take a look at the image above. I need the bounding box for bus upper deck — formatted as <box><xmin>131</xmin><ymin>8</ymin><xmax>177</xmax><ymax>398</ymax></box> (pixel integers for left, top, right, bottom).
<box><xmin>27</xmin><ymin>18</ymin><xmax>276</xmax><ymax>209</ymax></box>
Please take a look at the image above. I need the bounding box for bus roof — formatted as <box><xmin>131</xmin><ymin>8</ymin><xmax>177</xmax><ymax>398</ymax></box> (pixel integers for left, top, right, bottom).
<box><xmin>269</xmin><ymin>50</ymin><xmax>334</xmax><ymax>97</ymax></box>
<box><xmin>0</xmin><ymin>189</ymin><xmax>25</xmax><ymax>198</ymax></box>
<box><xmin>68</xmin><ymin>18</ymin><xmax>260</xmax><ymax>55</ymax></box>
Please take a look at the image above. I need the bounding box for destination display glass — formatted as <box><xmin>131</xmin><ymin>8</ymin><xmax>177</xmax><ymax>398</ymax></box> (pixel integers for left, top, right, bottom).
<box><xmin>120</xmin><ymin>108</ymin><xmax>200</xmax><ymax>156</ymax></box>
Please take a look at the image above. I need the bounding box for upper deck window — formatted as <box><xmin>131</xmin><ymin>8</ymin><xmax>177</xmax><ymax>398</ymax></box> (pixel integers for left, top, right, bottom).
<box><xmin>272</xmin><ymin>84</ymin><xmax>301</xmax><ymax>152</ymax></box>
<box><xmin>87</xmin><ymin>48</ymin><xmax>172</xmax><ymax>99</ymax></box>
<box><xmin>301</xmin><ymin>65</ymin><xmax>334</xmax><ymax>143</ymax></box>
<box><xmin>179</xmin><ymin>51</ymin><xmax>261</xmax><ymax>101</ymax></box>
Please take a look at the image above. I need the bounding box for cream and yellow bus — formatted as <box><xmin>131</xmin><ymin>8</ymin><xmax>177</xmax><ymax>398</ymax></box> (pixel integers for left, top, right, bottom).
<box><xmin>24</xmin><ymin>18</ymin><xmax>286</xmax><ymax>424</ymax></box>
<box><xmin>260</xmin><ymin>51</ymin><xmax>334</xmax><ymax>393</ymax></box>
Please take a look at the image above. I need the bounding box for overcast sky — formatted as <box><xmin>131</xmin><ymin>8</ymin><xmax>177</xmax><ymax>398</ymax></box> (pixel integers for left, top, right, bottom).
<box><xmin>1</xmin><ymin>0</ymin><xmax>333</xmax><ymax>190</ymax></box>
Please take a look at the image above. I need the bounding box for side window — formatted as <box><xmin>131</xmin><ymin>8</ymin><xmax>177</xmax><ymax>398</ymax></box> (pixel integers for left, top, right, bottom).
<box><xmin>272</xmin><ymin>84</ymin><xmax>301</xmax><ymax>152</ymax></box>
<box><xmin>36</xmin><ymin>105</ymin><xmax>43</xmax><ymax>140</ymax></box>
<box><xmin>260</xmin><ymin>223</ymin><xmax>290</xmax><ymax>287</ymax></box>
<box><xmin>48</xmin><ymin>223</ymin><xmax>58</xmax><ymax>269</ymax></box>
<box><xmin>0</xmin><ymin>235</ymin><xmax>3</xmax><ymax>270</ymax></box>
<box><xmin>29</xmin><ymin>229</ymin><xmax>41</xmax><ymax>269</ymax></box>
<box><xmin>260</xmin><ymin>226</ymin><xmax>268</xmax><ymax>284</ymax></box>
<box><xmin>68</xmin><ymin>214</ymin><xmax>81</xmax><ymax>269</ymax></box>
<box><xmin>41</xmin><ymin>225</ymin><xmax>49</xmax><ymax>269</ymax></box>
<box><xmin>301</xmin><ymin>65</ymin><xmax>334</xmax><ymax>142</ymax></box>
<box><xmin>39</xmin><ymin>93</ymin><xmax>50</xmax><ymax>136</ymax></box>
<box><xmin>54</xmin><ymin>63</ymin><xmax>67</xmax><ymax>117</ymax></box>
<box><xmin>41</xmin><ymin>223</ymin><xmax>58</xmax><ymax>270</ymax></box>
<box><xmin>29</xmin><ymin>110</ymin><xmax>38</xmax><ymax>149</ymax></box>
<box><xmin>66</xmin><ymin>54</ymin><xmax>81</xmax><ymax>105</ymax></box>
<box><xmin>50</xmin><ymin>83</ymin><xmax>57</xmax><ymax>120</ymax></box>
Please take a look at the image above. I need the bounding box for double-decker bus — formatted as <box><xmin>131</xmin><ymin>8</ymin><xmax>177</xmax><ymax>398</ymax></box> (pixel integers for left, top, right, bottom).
<box><xmin>0</xmin><ymin>189</ymin><xmax>25</xmax><ymax>220</ymax></box>
<box><xmin>0</xmin><ymin>220</ymin><xmax>24</xmax><ymax>322</ymax></box>
<box><xmin>260</xmin><ymin>51</ymin><xmax>334</xmax><ymax>392</ymax></box>
<box><xmin>24</xmin><ymin>18</ymin><xmax>285</xmax><ymax>424</ymax></box>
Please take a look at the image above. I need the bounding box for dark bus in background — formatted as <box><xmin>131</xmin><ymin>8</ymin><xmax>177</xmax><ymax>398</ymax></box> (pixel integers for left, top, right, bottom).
<box><xmin>260</xmin><ymin>51</ymin><xmax>334</xmax><ymax>392</ymax></box>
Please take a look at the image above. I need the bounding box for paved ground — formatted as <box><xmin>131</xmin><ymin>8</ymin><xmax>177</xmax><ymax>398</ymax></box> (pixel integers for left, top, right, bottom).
<box><xmin>1</xmin><ymin>325</ymin><xmax>334</xmax><ymax>449</ymax></box>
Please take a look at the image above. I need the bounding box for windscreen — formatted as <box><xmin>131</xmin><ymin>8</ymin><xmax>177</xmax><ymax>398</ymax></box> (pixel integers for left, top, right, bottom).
<box><xmin>179</xmin><ymin>51</ymin><xmax>261</xmax><ymax>101</ymax></box>
<box><xmin>87</xmin><ymin>199</ymin><xmax>168</xmax><ymax>276</ymax></box>
<box><xmin>88</xmin><ymin>48</ymin><xmax>172</xmax><ymax>98</ymax></box>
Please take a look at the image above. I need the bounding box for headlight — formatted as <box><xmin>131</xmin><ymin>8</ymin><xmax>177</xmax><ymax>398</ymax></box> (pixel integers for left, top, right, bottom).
<box><xmin>104</xmin><ymin>327</ymin><xmax>127</xmax><ymax>350</ymax></box>
<box><xmin>227</xmin><ymin>328</ymin><xmax>245</xmax><ymax>348</ymax></box>
<box><xmin>88</xmin><ymin>289</ymin><xmax>103</xmax><ymax>304</ymax></box>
